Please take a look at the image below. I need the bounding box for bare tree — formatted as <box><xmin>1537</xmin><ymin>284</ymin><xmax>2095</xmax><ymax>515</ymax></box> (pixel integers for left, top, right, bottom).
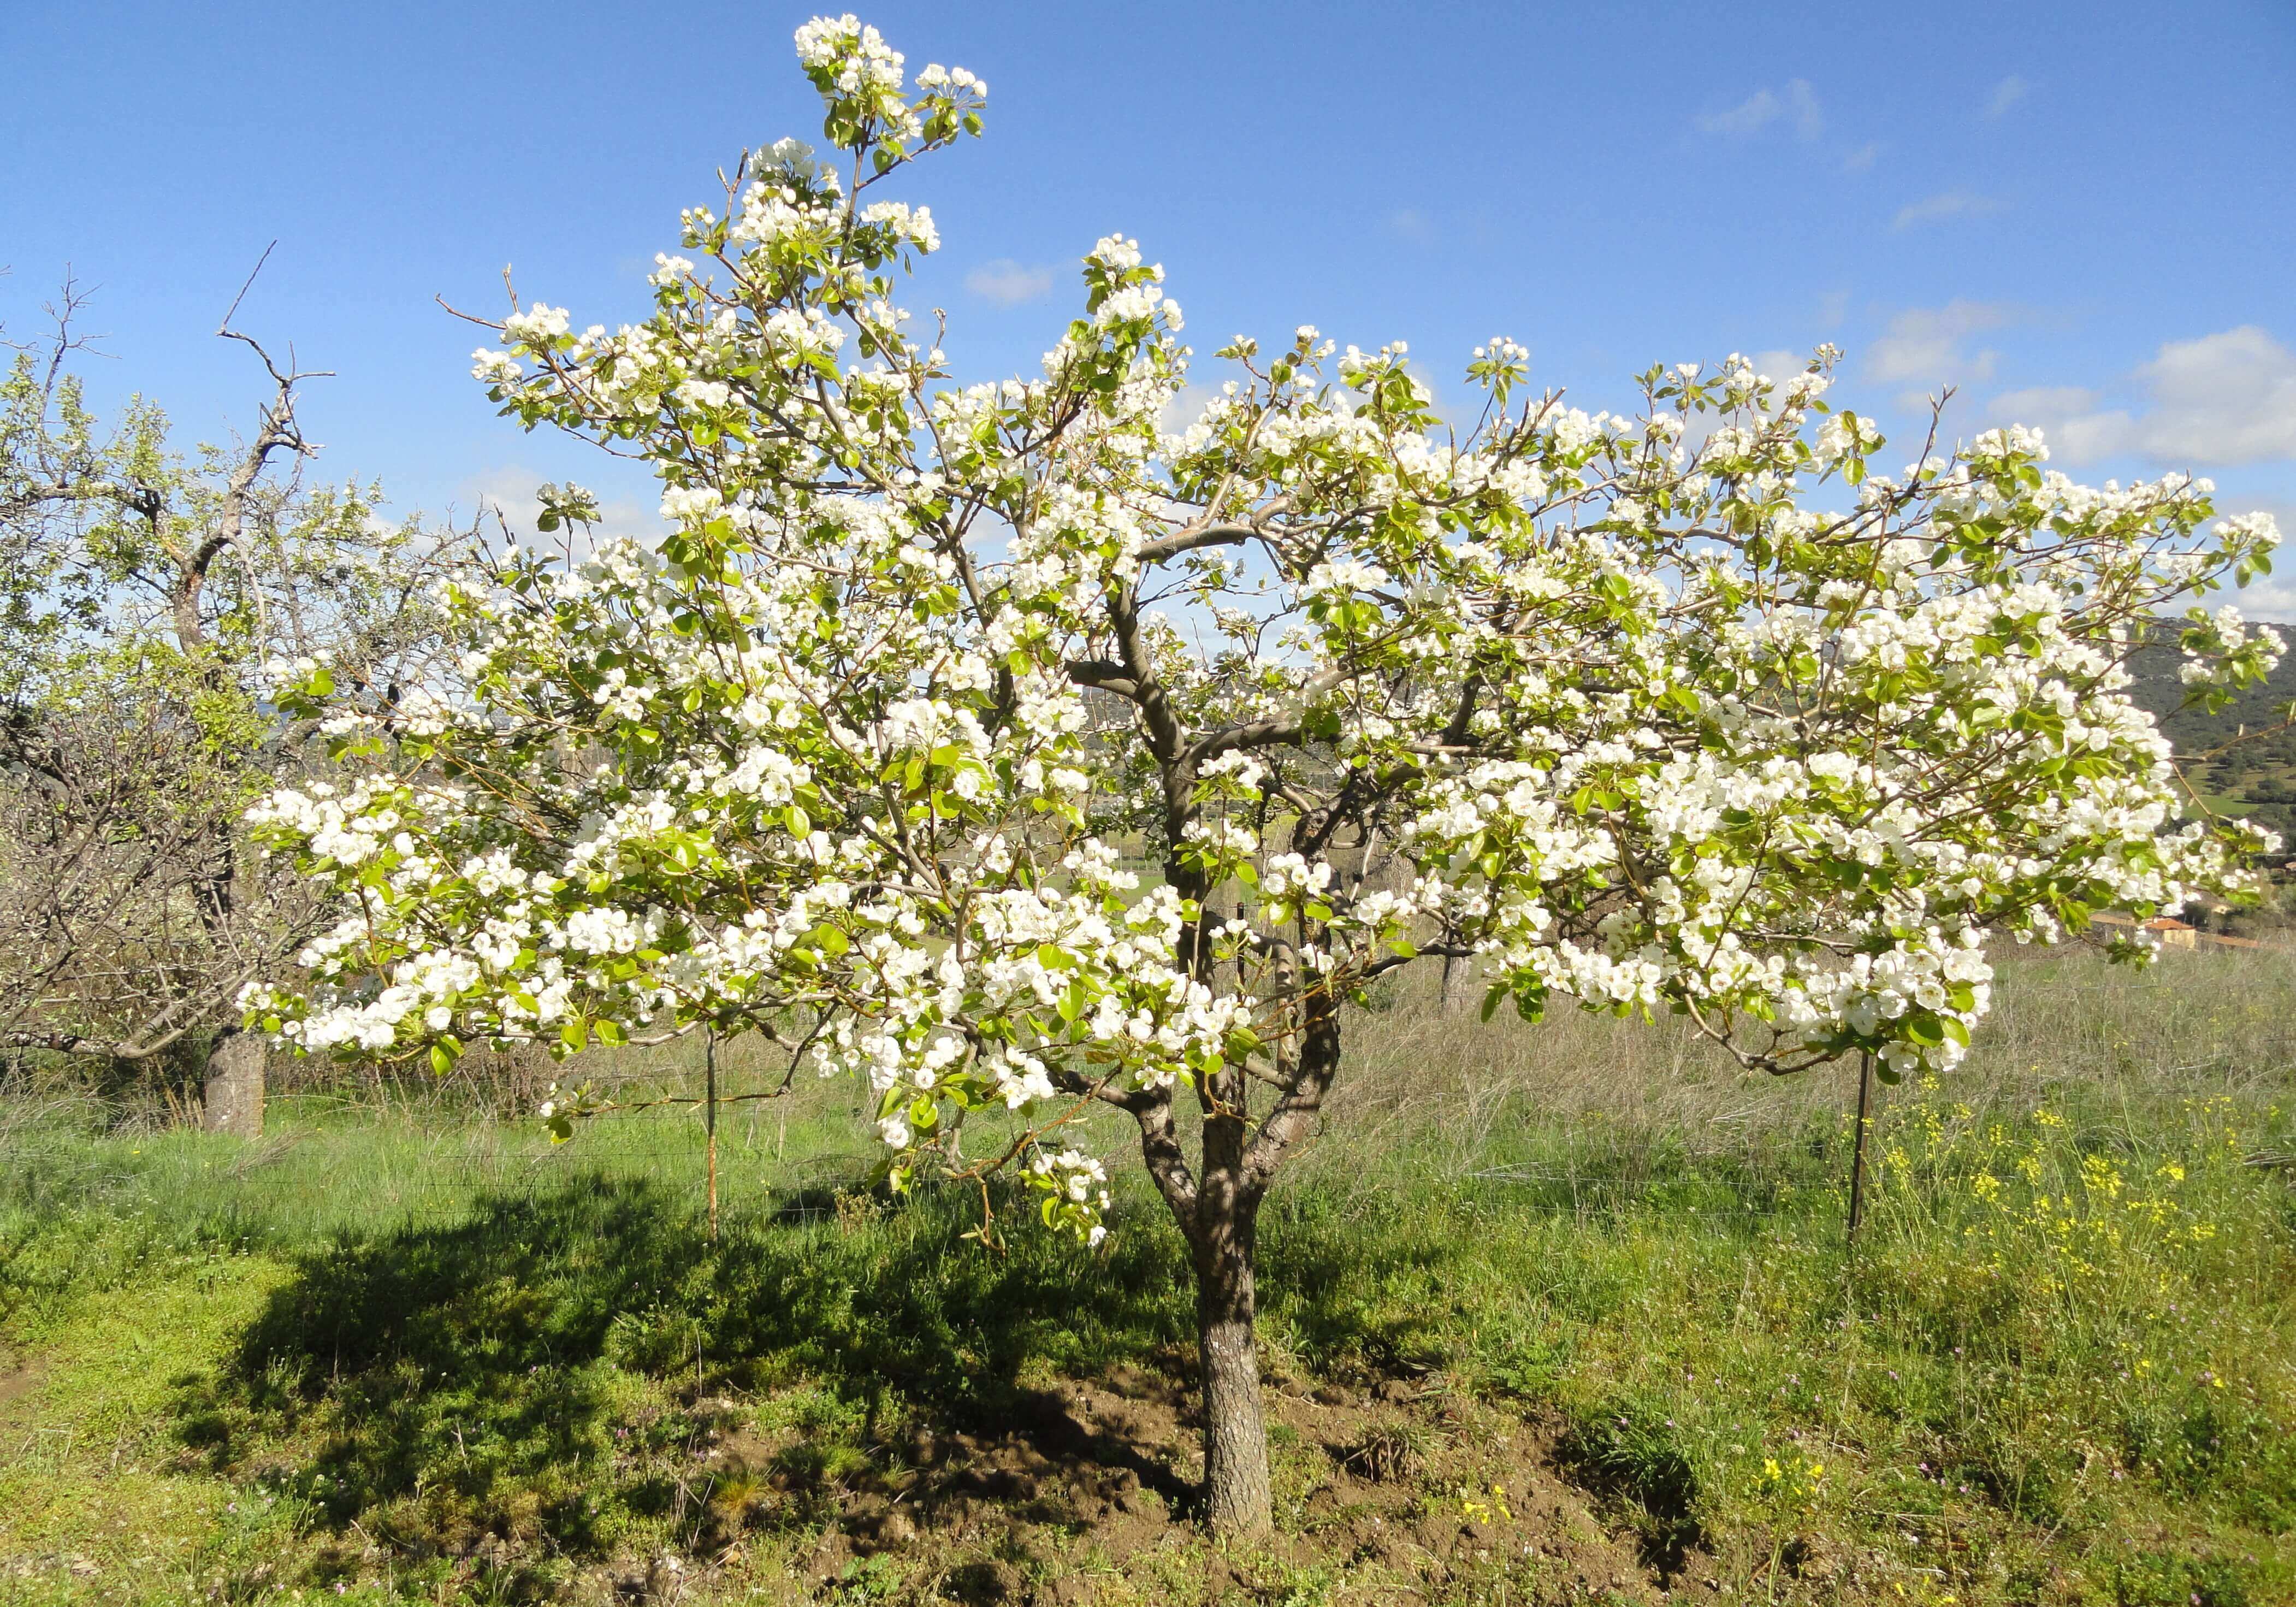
<box><xmin>0</xmin><ymin>269</ymin><xmax>468</xmax><ymax>1128</ymax></box>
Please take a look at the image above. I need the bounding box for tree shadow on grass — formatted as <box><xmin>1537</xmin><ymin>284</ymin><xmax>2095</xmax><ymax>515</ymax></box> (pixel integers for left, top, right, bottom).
<box><xmin>171</xmin><ymin>1167</ymin><xmax>1528</xmax><ymax>1587</ymax></box>
<box><xmin>174</xmin><ymin>1174</ymin><xmax>1208</xmax><ymax>1563</ymax></box>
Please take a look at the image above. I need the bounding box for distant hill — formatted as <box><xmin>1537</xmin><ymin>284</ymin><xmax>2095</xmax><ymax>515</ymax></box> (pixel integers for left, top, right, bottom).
<box><xmin>2127</xmin><ymin>621</ymin><xmax>2296</xmax><ymax>849</ymax></box>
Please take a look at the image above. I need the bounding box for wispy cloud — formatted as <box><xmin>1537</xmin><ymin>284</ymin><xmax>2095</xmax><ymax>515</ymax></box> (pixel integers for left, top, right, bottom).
<box><xmin>1841</xmin><ymin>142</ymin><xmax>1879</xmax><ymax>174</ymax></box>
<box><xmin>1818</xmin><ymin>288</ymin><xmax>1852</xmax><ymax>330</ymax></box>
<box><xmin>462</xmin><ymin>467</ymin><xmax>660</xmax><ymax>542</ymax></box>
<box><xmin>1160</xmin><ymin>381</ymin><xmax>1220</xmax><ymax>438</ymax></box>
<box><xmin>1892</xmin><ymin>190</ymin><xmax>2004</xmax><ymax>230</ymax></box>
<box><xmin>1985</xmin><ymin>75</ymin><xmax>2029</xmax><ymax>117</ymax></box>
<box><xmin>1386</xmin><ymin>208</ymin><xmax>1434</xmax><ymax>244</ymax></box>
<box><xmin>1991</xmin><ymin>326</ymin><xmax>2296</xmax><ymax>467</ymax></box>
<box><xmin>1866</xmin><ymin>300</ymin><xmax>2017</xmax><ymax>389</ymax></box>
<box><xmin>964</xmin><ymin>259</ymin><xmax>1056</xmax><ymax>307</ymax></box>
<box><xmin>464</xmin><ymin>466</ymin><xmax>547</xmax><ymax>535</ymax></box>
<box><xmin>1747</xmin><ymin>349</ymin><xmax>1809</xmax><ymax>382</ymax></box>
<box><xmin>1696</xmin><ymin>79</ymin><xmax>1822</xmax><ymax>141</ymax></box>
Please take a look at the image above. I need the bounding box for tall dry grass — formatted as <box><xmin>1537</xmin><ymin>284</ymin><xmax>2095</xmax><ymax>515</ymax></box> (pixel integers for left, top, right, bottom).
<box><xmin>1311</xmin><ymin>944</ymin><xmax>2296</xmax><ymax>1182</ymax></box>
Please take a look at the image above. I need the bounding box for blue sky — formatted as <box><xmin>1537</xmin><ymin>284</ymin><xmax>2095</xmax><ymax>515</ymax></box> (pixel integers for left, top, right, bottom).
<box><xmin>6</xmin><ymin>1</ymin><xmax>2294</xmax><ymax>602</ymax></box>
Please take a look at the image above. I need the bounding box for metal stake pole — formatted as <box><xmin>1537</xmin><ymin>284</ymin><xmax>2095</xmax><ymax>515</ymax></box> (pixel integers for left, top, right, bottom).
<box><xmin>706</xmin><ymin>1030</ymin><xmax>719</xmax><ymax>1241</ymax></box>
<box><xmin>1847</xmin><ymin>1049</ymin><xmax>1874</xmax><ymax>1248</ymax></box>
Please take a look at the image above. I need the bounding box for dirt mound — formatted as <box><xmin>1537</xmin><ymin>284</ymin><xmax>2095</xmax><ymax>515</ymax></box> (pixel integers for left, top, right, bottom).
<box><xmin>648</xmin><ymin>1357</ymin><xmax>1702</xmax><ymax>1604</ymax></box>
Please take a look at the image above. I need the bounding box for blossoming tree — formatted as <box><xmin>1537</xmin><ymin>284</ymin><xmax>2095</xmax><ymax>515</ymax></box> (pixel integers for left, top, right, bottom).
<box><xmin>246</xmin><ymin>16</ymin><xmax>2282</xmax><ymax>1534</ymax></box>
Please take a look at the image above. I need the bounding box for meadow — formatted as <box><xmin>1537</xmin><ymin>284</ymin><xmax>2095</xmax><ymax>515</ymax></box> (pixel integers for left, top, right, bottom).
<box><xmin>2</xmin><ymin>948</ymin><xmax>2292</xmax><ymax>1606</ymax></box>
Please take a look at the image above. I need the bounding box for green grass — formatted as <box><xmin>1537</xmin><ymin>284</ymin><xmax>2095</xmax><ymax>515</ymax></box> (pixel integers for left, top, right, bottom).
<box><xmin>3</xmin><ymin>952</ymin><xmax>2294</xmax><ymax>1604</ymax></box>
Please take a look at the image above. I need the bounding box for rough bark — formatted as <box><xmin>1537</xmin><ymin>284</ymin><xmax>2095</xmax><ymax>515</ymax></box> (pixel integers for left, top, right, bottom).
<box><xmin>1181</xmin><ymin>978</ymin><xmax>1277</xmax><ymax>1538</ymax></box>
<box><xmin>1174</xmin><ymin>988</ymin><xmax>1346</xmax><ymax>1537</ymax></box>
<box><xmin>1193</xmin><ymin>1199</ymin><xmax>1270</xmax><ymax>1536</ymax></box>
<box><xmin>202</xmin><ymin>1029</ymin><xmax>265</xmax><ymax>1138</ymax></box>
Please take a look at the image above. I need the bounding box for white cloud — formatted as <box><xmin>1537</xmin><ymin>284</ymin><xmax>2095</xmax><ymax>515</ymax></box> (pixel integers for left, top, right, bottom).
<box><xmin>964</xmin><ymin>259</ymin><xmax>1057</xmax><ymax>307</ymax></box>
<box><xmin>464</xmin><ymin>466</ymin><xmax>548</xmax><ymax>534</ymax></box>
<box><xmin>2223</xmin><ymin>584</ymin><xmax>2296</xmax><ymax>622</ymax></box>
<box><xmin>1866</xmin><ymin>300</ymin><xmax>2015</xmax><ymax>389</ymax></box>
<box><xmin>2215</xmin><ymin>498</ymin><xmax>2296</xmax><ymax>619</ymax></box>
<box><xmin>1841</xmin><ymin>143</ymin><xmax>1879</xmax><ymax>174</ymax></box>
<box><xmin>1986</xmin><ymin>75</ymin><xmax>2029</xmax><ymax>117</ymax></box>
<box><xmin>2129</xmin><ymin>327</ymin><xmax>2296</xmax><ymax>463</ymax></box>
<box><xmin>1987</xmin><ymin>386</ymin><xmax>2135</xmax><ymax>464</ymax></box>
<box><xmin>1160</xmin><ymin>381</ymin><xmax>1221</xmax><ymax>437</ymax></box>
<box><xmin>1892</xmin><ymin>190</ymin><xmax>2004</xmax><ymax>230</ymax></box>
<box><xmin>1696</xmin><ymin>79</ymin><xmax>1822</xmax><ymax>140</ymax></box>
<box><xmin>1989</xmin><ymin>327</ymin><xmax>2296</xmax><ymax>467</ymax></box>
<box><xmin>1748</xmin><ymin>349</ymin><xmax>1810</xmax><ymax>382</ymax></box>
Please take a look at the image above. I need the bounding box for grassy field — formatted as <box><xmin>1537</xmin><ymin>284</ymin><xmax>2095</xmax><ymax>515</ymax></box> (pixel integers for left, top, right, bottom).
<box><xmin>3</xmin><ymin>950</ymin><xmax>2293</xmax><ymax>1606</ymax></box>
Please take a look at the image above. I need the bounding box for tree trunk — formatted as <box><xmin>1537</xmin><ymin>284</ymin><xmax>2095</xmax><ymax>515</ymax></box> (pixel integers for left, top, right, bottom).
<box><xmin>202</xmin><ymin>1029</ymin><xmax>264</xmax><ymax>1138</ymax></box>
<box><xmin>1193</xmin><ymin>1195</ymin><xmax>1271</xmax><ymax>1536</ymax></box>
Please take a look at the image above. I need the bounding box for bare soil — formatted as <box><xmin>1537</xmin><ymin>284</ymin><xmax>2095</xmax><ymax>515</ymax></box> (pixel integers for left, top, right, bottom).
<box><xmin>606</xmin><ymin>1355</ymin><xmax>1721</xmax><ymax>1604</ymax></box>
